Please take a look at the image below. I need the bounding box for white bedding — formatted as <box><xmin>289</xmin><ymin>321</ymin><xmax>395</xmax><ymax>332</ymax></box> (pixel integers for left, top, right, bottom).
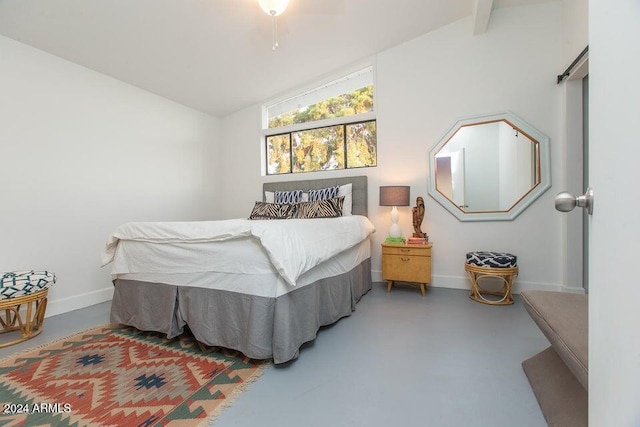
<box><xmin>102</xmin><ymin>216</ymin><xmax>375</xmax><ymax>287</ymax></box>
<box><xmin>116</xmin><ymin>238</ymin><xmax>370</xmax><ymax>298</ymax></box>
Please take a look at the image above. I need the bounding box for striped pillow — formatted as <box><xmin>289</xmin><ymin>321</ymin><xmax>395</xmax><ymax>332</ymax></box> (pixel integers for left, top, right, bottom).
<box><xmin>274</xmin><ymin>189</ymin><xmax>304</xmax><ymax>204</ymax></box>
<box><xmin>307</xmin><ymin>185</ymin><xmax>340</xmax><ymax>202</ymax></box>
<box><xmin>249</xmin><ymin>202</ymin><xmax>296</xmax><ymax>220</ymax></box>
<box><xmin>296</xmin><ymin>196</ymin><xmax>344</xmax><ymax>219</ymax></box>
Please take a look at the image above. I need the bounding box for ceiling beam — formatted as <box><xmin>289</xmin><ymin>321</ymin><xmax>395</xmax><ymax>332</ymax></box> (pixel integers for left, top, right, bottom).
<box><xmin>472</xmin><ymin>0</ymin><xmax>494</xmax><ymax>35</ymax></box>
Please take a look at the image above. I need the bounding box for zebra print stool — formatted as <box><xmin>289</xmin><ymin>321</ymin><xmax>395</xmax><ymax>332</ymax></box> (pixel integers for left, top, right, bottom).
<box><xmin>0</xmin><ymin>270</ymin><xmax>56</xmax><ymax>347</ymax></box>
<box><xmin>465</xmin><ymin>252</ymin><xmax>518</xmax><ymax>305</ymax></box>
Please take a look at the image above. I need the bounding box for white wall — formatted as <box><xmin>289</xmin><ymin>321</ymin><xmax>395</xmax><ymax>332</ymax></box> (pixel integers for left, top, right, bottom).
<box><xmin>561</xmin><ymin>0</ymin><xmax>589</xmax><ymax>66</ymax></box>
<box><xmin>218</xmin><ymin>3</ymin><xmax>568</xmax><ymax>293</ymax></box>
<box><xmin>377</xmin><ymin>3</ymin><xmax>564</xmax><ymax>292</ymax></box>
<box><xmin>219</xmin><ymin>104</ymin><xmax>264</xmax><ymax>207</ymax></box>
<box><xmin>0</xmin><ymin>35</ymin><xmax>221</xmax><ymax>316</ymax></box>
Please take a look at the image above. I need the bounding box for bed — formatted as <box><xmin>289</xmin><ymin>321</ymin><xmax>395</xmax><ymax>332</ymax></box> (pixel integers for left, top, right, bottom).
<box><xmin>103</xmin><ymin>176</ymin><xmax>374</xmax><ymax>363</ymax></box>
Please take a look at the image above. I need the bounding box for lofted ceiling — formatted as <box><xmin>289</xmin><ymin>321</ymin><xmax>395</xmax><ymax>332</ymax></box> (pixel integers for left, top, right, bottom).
<box><xmin>0</xmin><ymin>0</ymin><xmax>555</xmax><ymax>117</ymax></box>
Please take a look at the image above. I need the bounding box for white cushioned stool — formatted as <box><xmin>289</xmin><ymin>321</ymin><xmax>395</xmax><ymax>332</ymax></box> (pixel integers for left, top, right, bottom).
<box><xmin>465</xmin><ymin>251</ymin><xmax>518</xmax><ymax>305</ymax></box>
<box><xmin>0</xmin><ymin>270</ymin><xmax>56</xmax><ymax>347</ymax></box>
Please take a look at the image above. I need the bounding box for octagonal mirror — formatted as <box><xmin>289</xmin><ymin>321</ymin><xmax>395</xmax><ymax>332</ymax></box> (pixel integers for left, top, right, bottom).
<box><xmin>428</xmin><ymin>112</ymin><xmax>550</xmax><ymax>221</ymax></box>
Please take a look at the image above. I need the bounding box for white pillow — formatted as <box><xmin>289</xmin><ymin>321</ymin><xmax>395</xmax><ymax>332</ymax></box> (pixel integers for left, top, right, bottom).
<box><xmin>265</xmin><ymin>190</ymin><xmax>275</xmax><ymax>203</ymax></box>
<box><xmin>338</xmin><ymin>183</ymin><xmax>353</xmax><ymax>216</ymax></box>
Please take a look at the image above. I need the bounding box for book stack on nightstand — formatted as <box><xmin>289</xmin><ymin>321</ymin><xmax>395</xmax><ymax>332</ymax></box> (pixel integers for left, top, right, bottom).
<box><xmin>406</xmin><ymin>236</ymin><xmax>429</xmax><ymax>245</ymax></box>
<box><xmin>381</xmin><ymin>242</ymin><xmax>432</xmax><ymax>296</ymax></box>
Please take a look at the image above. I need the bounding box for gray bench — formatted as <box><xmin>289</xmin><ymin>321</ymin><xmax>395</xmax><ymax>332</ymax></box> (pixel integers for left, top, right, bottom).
<box><xmin>521</xmin><ymin>291</ymin><xmax>588</xmax><ymax>427</ymax></box>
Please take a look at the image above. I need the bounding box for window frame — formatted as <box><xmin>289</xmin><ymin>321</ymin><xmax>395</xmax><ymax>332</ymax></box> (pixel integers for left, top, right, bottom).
<box><xmin>262</xmin><ymin>64</ymin><xmax>377</xmax><ymax>176</ymax></box>
<box><xmin>265</xmin><ymin>118</ymin><xmax>377</xmax><ymax>175</ymax></box>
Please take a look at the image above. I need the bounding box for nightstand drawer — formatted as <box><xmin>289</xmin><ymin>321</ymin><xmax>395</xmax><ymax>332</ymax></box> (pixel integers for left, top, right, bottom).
<box><xmin>382</xmin><ymin>245</ymin><xmax>431</xmax><ymax>257</ymax></box>
<box><xmin>382</xmin><ymin>254</ymin><xmax>431</xmax><ymax>283</ymax></box>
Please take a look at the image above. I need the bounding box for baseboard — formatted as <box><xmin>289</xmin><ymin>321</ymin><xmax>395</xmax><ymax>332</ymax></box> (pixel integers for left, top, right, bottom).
<box><xmin>46</xmin><ymin>286</ymin><xmax>114</xmax><ymax>318</ymax></box>
<box><xmin>46</xmin><ymin>273</ymin><xmax>580</xmax><ymax>317</ymax></box>
<box><xmin>371</xmin><ymin>270</ymin><xmax>584</xmax><ymax>294</ymax></box>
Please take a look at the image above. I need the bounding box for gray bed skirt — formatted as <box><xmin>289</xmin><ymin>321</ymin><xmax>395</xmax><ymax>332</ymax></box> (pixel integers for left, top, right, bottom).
<box><xmin>110</xmin><ymin>258</ymin><xmax>372</xmax><ymax>364</ymax></box>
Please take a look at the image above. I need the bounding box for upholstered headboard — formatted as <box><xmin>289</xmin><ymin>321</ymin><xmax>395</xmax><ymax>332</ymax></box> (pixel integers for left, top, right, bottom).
<box><xmin>263</xmin><ymin>176</ymin><xmax>368</xmax><ymax>216</ymax></box>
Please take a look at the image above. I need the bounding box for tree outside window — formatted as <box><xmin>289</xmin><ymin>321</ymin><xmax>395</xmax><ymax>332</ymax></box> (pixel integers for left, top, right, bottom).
<box><xmin>265</xmin><ymin>78</ymin><xmax>376</xmax><ymax>175</ymax></box>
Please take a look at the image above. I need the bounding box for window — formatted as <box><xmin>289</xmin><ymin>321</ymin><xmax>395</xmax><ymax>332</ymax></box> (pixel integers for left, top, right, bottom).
<box><xmin>264</xmin><ymin>67</ymin><xmax>377</xmax><ymax>175</ymax></box>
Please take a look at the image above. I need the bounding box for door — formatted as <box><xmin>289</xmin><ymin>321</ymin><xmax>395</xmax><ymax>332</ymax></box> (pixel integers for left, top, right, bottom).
<box><xmin>449</xmin><ymin>149</ymin><xmax>465</xmax><ymax>209</ymax></box>
<box><xmin>581</xmin><ymin>75</ymin><xmax>589</xmax><ymax>292</ymax></box>
<box><xmin>435</xmin><ymin>150</ymin><xmax>466</xmax><ymax>209</ymax></box>
<box><xmin>561</xmin><ymin>63</ymin><xmax>588</xmax><ymax>294</ymax></box>
<box><xmin>589</xmin><ymin>0</ymin><xmax>640</xmax><ymax>424</ymax></box>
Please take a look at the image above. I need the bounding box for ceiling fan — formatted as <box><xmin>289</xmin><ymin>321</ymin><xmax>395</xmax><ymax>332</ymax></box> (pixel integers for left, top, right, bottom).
<box><xmin>257</xmin><ymin>0</ymin><xmax>289</xmax><ymax>50</ymax></box>
<box><xmin>219</xmin><ymin>0</ymin><xmax>345</xmax><ymax>16</ymax></box>
<box><xmin>217</xmin><ymin>0</ymin><xmax>345</xmax><ymax>50</ymax></box>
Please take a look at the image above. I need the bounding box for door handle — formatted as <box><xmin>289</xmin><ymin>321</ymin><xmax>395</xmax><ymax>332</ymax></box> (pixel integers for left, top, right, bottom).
<box><xmin>555</xmin><ymin>187</ymin><xmax>594</xmax><ymax>215</ymax></box>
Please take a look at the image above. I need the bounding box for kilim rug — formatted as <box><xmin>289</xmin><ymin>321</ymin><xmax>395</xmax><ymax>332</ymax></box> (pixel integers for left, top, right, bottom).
<box><xmin>0</xmin><ymin>324</ymin><xmax>268</xmax><ymax>426</ymax></box>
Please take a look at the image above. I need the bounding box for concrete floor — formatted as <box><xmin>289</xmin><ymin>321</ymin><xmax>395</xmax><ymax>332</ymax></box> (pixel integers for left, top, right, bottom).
<box><xmin>0</xmin><ymin>284</ymin><xmax>549</xmax><ymax>426</ymax></box>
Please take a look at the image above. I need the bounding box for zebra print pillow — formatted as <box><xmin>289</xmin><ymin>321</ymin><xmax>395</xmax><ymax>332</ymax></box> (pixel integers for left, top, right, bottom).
<box><xmin>296</xmin><ymin>196</ymin><xmax>345</xmax><ymax>219</ymax></box>
<box><xmin>249</xmin><ymin>202</ymin><xmax>297</xmax><ymax>220</ymax></box>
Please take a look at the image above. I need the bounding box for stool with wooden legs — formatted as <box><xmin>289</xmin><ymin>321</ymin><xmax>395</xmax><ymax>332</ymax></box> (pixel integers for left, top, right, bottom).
<box><xmin>0</xmin><ymin>271</ymin><xmax>56</xmax><ymax>347</ymax></box>
<box><xmin>465</xmin><ymin>252</ymin><xmax>518</xmax><ymax>305</ymax></box>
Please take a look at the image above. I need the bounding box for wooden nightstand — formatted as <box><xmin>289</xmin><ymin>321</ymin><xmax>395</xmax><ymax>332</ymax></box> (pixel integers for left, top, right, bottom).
<box><xmin>381</xmin><ymin>242</ymin><xmax>432</xmax><ymax>296</ymax></box>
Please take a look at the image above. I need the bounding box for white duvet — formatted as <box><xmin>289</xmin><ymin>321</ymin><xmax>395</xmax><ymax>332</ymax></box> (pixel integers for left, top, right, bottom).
<box><xmin>102</xmin><ymin>216</ymin><xmax>375</xmax><ymax>287</ymax></box>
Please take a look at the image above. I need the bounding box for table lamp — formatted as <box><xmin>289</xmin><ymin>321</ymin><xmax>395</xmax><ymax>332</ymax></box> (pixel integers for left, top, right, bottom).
<box><xmin>379</xmin><ymin>186</ymin><xmax>410</xmax><ymax>243</ymax></box>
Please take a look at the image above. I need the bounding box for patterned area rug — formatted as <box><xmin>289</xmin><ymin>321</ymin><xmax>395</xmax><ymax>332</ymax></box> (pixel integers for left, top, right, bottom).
<box><xmin>0</xmin><ymin>325</ymin><xmax>268</xmax><ymax>426</ymax></box>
